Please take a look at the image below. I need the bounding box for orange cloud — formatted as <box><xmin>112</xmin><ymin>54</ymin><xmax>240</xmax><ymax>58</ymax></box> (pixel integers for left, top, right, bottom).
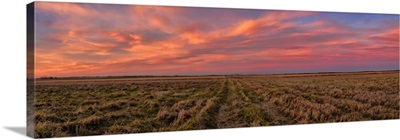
<box><xmin>231</xmin><ymin>20</ymin><xmax>263</xmax><ymax>36</ymax></box>
<box><xmin>35</xmin><ymin>2</ymin><xmax>93</xmax><ymax>16</ymax></box>
<box><xmin>320</xmin><ymin>39</ymin><xmax>358</xmax><ymax>46</ymax></box>
<box><xmin>368</xmin><ymin>28</ymin><xmax>399</xmax><ymax>45</ymax></box>
<box><xmin>34</xmin><ymin>3</ymin><xmax>399</xmax><ymax>77</ymax></box>
<box><xmin>124</xmin><ymin>39</ymin><xmax>188</xmax><ymax>61</ymax></box>
<box><xmin>176</xmin><ymin>54</ymin><xmax>228</xmax><ymax>65</ymax></box>
<box><xmin>108</xmin><ymin>32</ymin><xmax>142</xmax><ymax>44</ymax></box>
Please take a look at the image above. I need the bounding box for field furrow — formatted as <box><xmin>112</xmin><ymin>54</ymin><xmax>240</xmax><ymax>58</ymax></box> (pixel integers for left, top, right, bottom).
<box><xmin>33</xmin><ymin>71</ymin><xmax>400</xmax><ymax>138</ymax></box>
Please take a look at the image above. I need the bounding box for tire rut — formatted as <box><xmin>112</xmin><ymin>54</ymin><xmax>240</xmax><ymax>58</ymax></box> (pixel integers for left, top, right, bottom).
<box><xmin>217</xmin><ymin>79</ymin><xmax>272</xmax><ymax>128</ymax></box>
<box><xmin>171</xmin><ymin>79</ymin><xmax>229</xmax><ymax>130</ymax></box>
<box><xmin>234</xmin><ymin>78</ymin><xmax>291</xmax><ymax>125</ymax></box>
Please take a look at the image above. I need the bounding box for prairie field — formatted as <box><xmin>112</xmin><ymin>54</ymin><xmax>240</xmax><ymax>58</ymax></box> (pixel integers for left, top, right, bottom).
<box><xmin>32</xmin><ymin>71</ymin><xmax>399</xmax><ymax>138</ymax></box>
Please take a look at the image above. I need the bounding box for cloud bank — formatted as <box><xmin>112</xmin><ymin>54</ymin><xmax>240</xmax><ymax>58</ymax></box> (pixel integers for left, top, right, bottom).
<box><xmin>34</xmin><ymin>2</ymin><xmax>399</xmax><ymax>77</ymax></box>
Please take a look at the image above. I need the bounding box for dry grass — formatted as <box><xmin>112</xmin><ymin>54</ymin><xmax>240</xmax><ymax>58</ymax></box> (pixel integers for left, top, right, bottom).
<box><xmin>33</xmin><ymin>71</ymin><xmax>399</xmax><ymax>138</ymax></box>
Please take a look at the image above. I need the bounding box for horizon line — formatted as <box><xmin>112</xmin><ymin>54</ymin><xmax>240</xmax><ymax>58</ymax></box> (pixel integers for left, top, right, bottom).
<box><xmin>33</xmin><ymin>69</ymin><xmax>399</xmax><ymax>79</ymax></box>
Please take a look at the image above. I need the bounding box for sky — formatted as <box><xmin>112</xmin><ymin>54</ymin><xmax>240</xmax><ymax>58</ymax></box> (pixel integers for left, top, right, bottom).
<box><xmin>33</xmin><ymin>2</ymin><xmax>399</xmax><ymax>77</ymax></box>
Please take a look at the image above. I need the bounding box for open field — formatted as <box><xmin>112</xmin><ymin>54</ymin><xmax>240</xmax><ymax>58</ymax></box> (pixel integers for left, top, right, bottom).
<box><xmin>32</xmin><ymin>71</ymin><xmax>399</xmax><ymax>138</ymax></box>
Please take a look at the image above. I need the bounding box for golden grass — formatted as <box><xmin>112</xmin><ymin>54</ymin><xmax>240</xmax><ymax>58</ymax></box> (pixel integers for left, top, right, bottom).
<box><xmin>33</xmin><ymin>71</ymin><xmax>399</xmax><ymax>138</ymax></box>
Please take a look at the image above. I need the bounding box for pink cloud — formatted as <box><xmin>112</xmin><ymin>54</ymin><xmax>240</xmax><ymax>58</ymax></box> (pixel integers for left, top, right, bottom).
<box><xmin>34</xmin><ymin>3</ymin><xmax>399</xmax><ymax>77</ymax></box>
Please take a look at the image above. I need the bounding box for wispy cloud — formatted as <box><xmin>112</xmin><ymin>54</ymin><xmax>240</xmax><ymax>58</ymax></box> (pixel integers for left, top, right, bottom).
<box><xmin>34</xmin><ymin>2</ymin><xmax>399</xmax><ymax>77</ymax></box>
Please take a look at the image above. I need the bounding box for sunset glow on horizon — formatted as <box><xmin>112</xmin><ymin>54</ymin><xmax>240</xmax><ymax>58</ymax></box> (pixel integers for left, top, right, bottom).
<box><xmin>33</xmin><ymin>2</ymin><xmax>399</xmax><ymax>77</ymax></box>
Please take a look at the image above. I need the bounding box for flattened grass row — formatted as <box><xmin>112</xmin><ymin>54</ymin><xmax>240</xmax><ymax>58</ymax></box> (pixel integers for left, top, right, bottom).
<box><xmin>238</xmin><ymin>73</ymin><xmax>399</xmax><ymax>123</ymax></box>
<box><xmin>33</xmin><ymin>72</ymin><xmax>399</xmax><ymax>138</ymax></box>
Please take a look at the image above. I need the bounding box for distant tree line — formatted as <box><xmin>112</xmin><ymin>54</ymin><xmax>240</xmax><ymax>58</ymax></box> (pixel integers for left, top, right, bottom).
<box><xmin>38</xmin><ymin>76</ymin><xmax>58</xmax><ymax>80</ymax></box>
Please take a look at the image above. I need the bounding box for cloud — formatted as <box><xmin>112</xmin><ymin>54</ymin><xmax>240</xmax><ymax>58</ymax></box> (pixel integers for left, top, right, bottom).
<box><xmin>367</xmin><ymin>28</ymin><xmax>399</xmax><ymax>45</ymax></box>
<box><xmin>35</xmin><ymin>2</ymin><xmax>93</xmax><ymax>16</ymax></box>
<box><xmin>34</xmin><ymin>2</ymin><xmax>399</xmax><ymax>77</ymax></box>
